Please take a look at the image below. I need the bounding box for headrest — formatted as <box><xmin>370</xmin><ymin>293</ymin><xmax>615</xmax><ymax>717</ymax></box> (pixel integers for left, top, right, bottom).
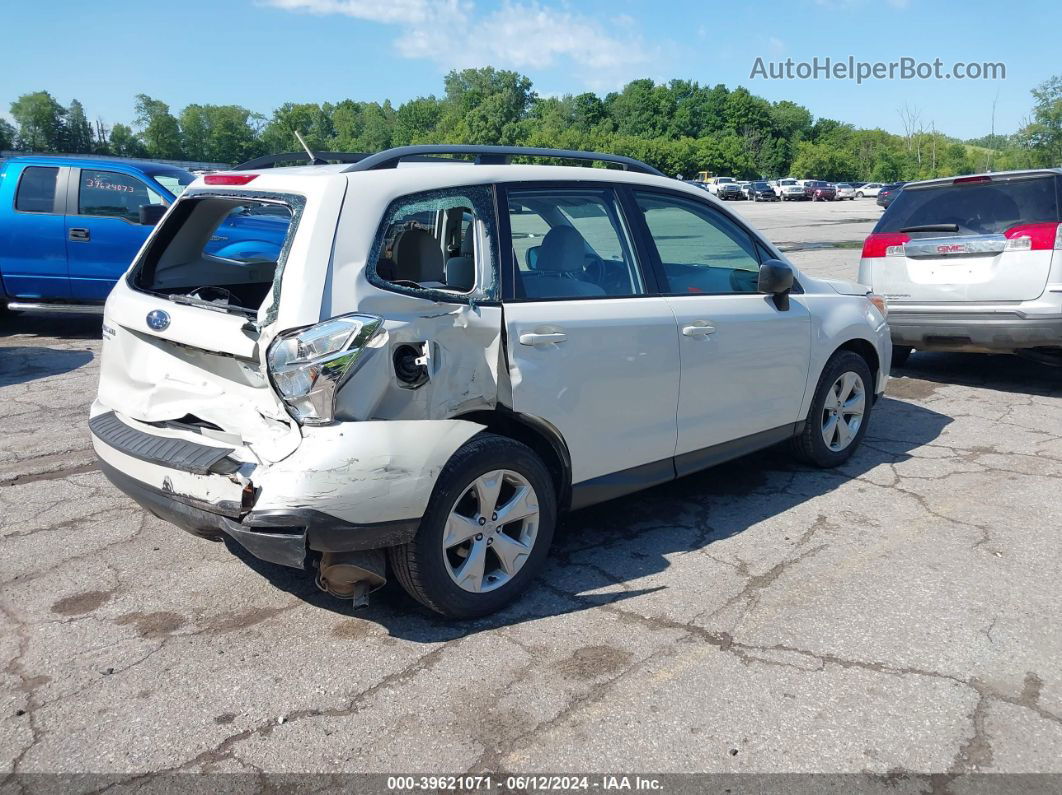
<box><xmin>537</xmin><ymin>225</ymin><xmax>585</xmax><ymax>273</ymax></box>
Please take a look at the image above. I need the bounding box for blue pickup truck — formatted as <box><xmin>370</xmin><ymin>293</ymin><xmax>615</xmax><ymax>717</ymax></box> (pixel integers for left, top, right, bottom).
<box><xmin>0</xmin><ymin>156</ymin><xmax>286</xmax><ymax>311</ymax></box>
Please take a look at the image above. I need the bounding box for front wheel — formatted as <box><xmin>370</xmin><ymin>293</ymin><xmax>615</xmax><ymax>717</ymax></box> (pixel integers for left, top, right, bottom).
<box><xmin>856</xmin><ymin>192</ymin><xmax>864</xmax><ymax>198</ymax></box>
<box><xmin>389</xmin><ymin>434</ymin><xmax>556</xmax><ymax>618</ymax></box>
<box><xmin>792</xmin><ymin>351</ymin><xmax>874</xmax><ymax>468</ymax></box>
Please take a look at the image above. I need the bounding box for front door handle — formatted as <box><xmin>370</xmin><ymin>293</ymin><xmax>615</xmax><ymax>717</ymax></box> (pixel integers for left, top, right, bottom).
<box><xmin>519</xmin><ymin>331</ymin><xmax>568</xmax><ymax>346</ymax></box>
<box><xmin>682</xmin><ymin>322</ymin><xmax>715</xmax><ymax>338</ymax></box>
<box><xmin>68</xmin><ymin>228</ymin><xmax>91</xmax><ymax>242</ymax></box>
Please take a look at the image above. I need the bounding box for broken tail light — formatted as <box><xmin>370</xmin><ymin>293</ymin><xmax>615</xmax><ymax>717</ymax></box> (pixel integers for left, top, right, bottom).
<box><xmin>1003</xmin><ymin>222</ymin><xmax>1062</xmax><ymax>252</ymax></box>
<box><xmin>861</xmin><ymin>233</ymin><xmax>910</xmax><ymax>259</ymax></box>
<box><xmin>267</xmin><ymin>314</ymin><xmax>383</xmax><ymax>425</ymax></box>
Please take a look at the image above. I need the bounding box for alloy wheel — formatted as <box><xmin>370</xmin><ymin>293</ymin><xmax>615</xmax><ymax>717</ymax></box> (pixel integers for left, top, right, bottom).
<box><xmin>442</xmin><ymin>470</ymin><xmax>540</xmax><ymax>593</ymax></box>
<box><xmin>821</xmin><ymin>371</ymin><xmax>866</xmax><ymax>452</ymax></box>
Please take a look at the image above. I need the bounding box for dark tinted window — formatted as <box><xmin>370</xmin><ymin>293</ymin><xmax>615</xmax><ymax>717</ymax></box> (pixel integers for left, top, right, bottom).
<box><xmin>80</xmin><ymin>169</ymin><xmax>162</xmax><ymax>222</ymax></box>
<box><xmin>876</xmin><ymin>176</ymin><xmax>1060</xmax><ymax>236</ymax></box>
<box><xmin>15</xmin><ymin>166</ymin><xmax>58</xmax><ymax>212</ymax></box>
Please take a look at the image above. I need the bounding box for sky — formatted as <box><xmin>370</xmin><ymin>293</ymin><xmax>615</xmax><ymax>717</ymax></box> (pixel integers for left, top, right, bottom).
<box><xmin>1</xmin><ymin>0</ymin><xmax>1057</xmax><ymax>140</ymax></box>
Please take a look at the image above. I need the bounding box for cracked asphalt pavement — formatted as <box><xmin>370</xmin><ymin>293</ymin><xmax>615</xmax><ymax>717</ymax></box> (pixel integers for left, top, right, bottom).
<box><xmin>2</xmin><ymin>199</ymin><xmax>1061</xmax><ymax>782</ymax></box>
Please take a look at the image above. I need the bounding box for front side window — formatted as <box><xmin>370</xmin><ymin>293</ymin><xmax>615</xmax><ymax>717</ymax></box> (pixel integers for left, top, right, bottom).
<box><xmin>15</xmin><ymin>166</ymin><xmax>59</xmax><ymax>213</ymax></box>
<box><xmin>635</xmin><ymin>191</ymin><xmax>763</xmax><ymax>295</ymax></box>
<box><xmin>371</xmin><ymin>187</ymin><xmax>494</xmax><ymax>297</ymax></box>
<box><xmin>79</xmin><ymin>169</ymin><xmax>163</xmax><ymax>222</ymax></box>
<box><xmin>506</xmin><ymin>188</ymin><xmax>644</xmax><ymax>300</ymax></box>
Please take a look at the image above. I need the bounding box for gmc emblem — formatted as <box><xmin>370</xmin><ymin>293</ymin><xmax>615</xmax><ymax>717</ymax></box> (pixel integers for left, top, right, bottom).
<box><xmin>937</xmin><ymin>244</ymin><xmax>966</xmax><ymax>254</ymax></box>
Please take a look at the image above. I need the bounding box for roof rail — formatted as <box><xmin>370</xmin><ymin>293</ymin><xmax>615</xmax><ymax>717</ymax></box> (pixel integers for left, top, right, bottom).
<box><xmin>340</xmin><ymin>145</ymin><xmax>665</xmax><ymax>176</ymax></box>
<box><xmin>234</xmin><ymin>151</ymin><xmax>369</xmax><ymax>170</ymax></box>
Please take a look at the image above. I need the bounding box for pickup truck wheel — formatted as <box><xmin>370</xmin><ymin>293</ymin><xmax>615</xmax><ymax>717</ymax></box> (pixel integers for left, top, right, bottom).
<box><xmin>891</xmin><ymin>345</ymin><xmax>913</xmax><ymax>368</ymax></box>
<box><xmin>389</xmin><ymin>433</ymin><xmax>556</xmax><ymax>618</ymax></box>
<box><xmin>792</xmin><ymin>351</ymin><xmax>873</xmax><ymax>468</ymax></box>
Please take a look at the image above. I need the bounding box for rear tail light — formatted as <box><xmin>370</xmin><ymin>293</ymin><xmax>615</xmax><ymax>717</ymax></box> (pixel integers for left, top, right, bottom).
<box><xmin>861</xmin><ymin>233</ymin><xmax>910</xmax><ymax>259</ymax></box>
<box><xmin>1004</xmin><ymin>222</ymin><xmax>1062</xmax><ymax>252</ymax></box>
<box><xmin>204</xmin><ymin>173</ymin><xmax>258</xmax><ymax>185</ymax></box>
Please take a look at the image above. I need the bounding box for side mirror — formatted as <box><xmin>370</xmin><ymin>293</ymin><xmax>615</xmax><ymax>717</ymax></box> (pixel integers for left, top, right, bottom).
<box><xmin>139</xmin><ymin>204</ymin><xmax>167</xmax><ymax>226</ymax></box>
<box><xmin>758</xmin><ymin>258</ymin><xmax>795</xmax><ymax>310</ymax></box>
<box><xmin>525</xmin><ymin>245</ymin><xmax>541</xmax><ymax>270</ymax></box>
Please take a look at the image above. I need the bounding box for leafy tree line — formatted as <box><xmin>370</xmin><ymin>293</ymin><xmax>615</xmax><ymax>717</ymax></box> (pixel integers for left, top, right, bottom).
<box><xmin>4</xmin><ymin>69</ymin><xmax>1060</xmax><ymax>181</ymax></box>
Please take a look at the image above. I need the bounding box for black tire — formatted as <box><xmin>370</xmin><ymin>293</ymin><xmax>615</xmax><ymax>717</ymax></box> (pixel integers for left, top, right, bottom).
<box><xmin>891</xmin><ymin>345</ymin><xmax>913</xmax><ymax>368</ymax></box>
<box><xmin>856</xmin><ymin>191</ymin><xmax>864</xmax><ymax>198</ymax></box>
<box><xmin>792</xmin><ymin>351</ymin><xmax>874</xmax><ymax>468</ymax></box>
<box><xmin>389</xmin><ymin>433</ymin><xmax>557</xmax><ymax>618</ymax></box>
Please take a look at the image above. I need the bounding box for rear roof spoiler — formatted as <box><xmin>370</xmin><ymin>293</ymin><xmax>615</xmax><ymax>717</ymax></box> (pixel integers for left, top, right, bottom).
<box><xmin>339</xmin><ymin>145</ymin><xmax>665</xmax><ymax>176</ymax></box>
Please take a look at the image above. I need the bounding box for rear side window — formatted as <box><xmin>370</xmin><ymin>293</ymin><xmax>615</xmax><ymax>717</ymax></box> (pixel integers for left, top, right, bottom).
<box><xmin>133</xmin><ymin>195</ymin><xmax>295</xmax><ymax>314</ymax></box>
<box><xmin>80</xmin><ymin>169</ymin><xmax>164</xmax><ymax>222</ymax></box>
<box><xmin>876</xmin><ymin>176</ymin><xmax>1060</xmax><ymax>236</ymax></box>
<box><xmin>370</xmin><ymin>186</ymin><xmax>496</xmax><ymax>297</ymax></box>
<box><xmin>15</xmin><ymin>166</ymin><xmax>58</xmax><ymax>213</ymax></box>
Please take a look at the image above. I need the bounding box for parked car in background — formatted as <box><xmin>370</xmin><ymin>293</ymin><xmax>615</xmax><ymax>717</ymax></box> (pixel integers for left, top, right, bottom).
<box><xmin>774</xmin><ymin>178</ymin><xmax>806</xmax><ymax>201</ymax></box>
<box><xmin>748</xmin><ymin>181</ymin><xmax>779</xmax><ymax>202</ymax></box>
<box><xmin>804</xmin><ymin>181</ymin><xmax>837</xmax><ymax>201</ymax></box>
<box><xmin>834</xmin><ymin>183</ymin><xmax>857</xmax><ymax>200</ymax></box>
<box><xmin>90</xmin><ymin>144</ymin><xmax>891</xmax><ymax>617</ymax></box>
<box><xmin>876</xmin><ymin>182</ymin><xmax>905</xmax><ymax>208</ymax></box>
<box><xmin>856</xmin><ymin>182</ymin><xmax>883</xmax><ymax>198</ymax></box>
<box><xmin>705</xmin><ymin>176</ymin><xmax>736</xmax><ymax>197</ymax></box>
<box><xmin>859</xmin><ymin>169</ymin><xmax>1062</xmax><ymax>367</ymax></box>
<box><xmin>737</xmin><ymin>181</ymin><xmax>752</xmax><ymax>199</ymax></box>
<box><xmin>716</xmin><ymin>180</ymin><xmax>744</xmax><ymax>201</ymax></box>
<box><xmin>0</xmin><ymin>156</ymin><xmax>286</xmax><ymax>312</ymax></box>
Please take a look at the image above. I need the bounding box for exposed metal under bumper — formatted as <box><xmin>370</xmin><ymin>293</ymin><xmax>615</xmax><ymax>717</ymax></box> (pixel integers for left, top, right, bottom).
<box><xmin>5</xmin><ymin>302</ymin><xmax>105</xmax><ymax>314</ymax></box>
<box><xmin>889</xmin><ymin>311</ymin><xmax>1062</xmax><ymax>353</ymax></box>
<box><xmin>97</xmin><ymin>460</ymin><xmax>420</xmax><ymax>570</ymax></box>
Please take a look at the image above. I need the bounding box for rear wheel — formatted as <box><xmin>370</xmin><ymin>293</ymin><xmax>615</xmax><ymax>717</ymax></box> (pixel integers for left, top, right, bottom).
<box><xmin>891</xmin><ymin>345</ymin><xmax>913</xmax><ymax>368</ymax></box>
<box><xmin>389</xmin><ymin>434</ymin><xmax>556</xmax><ymax>618</ymax></box>
<box><xmin>792</xmin><ymin>351</ymin><xmax>873</xmax><ymax>468</ymax></box>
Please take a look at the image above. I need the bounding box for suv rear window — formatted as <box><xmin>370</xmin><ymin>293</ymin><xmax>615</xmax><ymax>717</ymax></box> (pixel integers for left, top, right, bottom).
<box><xmin>133</xmin><ymin>195</ymin><xmax>295</xmax><ymax>314</ymax></box>
<box><xmin>876</xmin><ymin>175</ymin><xmax>1060</xmax><ymax>236</ymax></box>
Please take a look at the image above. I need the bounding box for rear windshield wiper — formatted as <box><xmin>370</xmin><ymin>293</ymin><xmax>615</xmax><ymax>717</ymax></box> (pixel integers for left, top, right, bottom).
<box><xmin>899</xmin><ymin>224</ymin><xmax>960</xmax><ymax>233</ymax></box>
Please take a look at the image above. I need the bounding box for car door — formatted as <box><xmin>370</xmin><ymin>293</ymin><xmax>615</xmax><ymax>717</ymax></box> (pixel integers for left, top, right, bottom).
<box><xmin>0</xmin><ymin>165</ymin><xmax>70</xmax><ymax>300</ymax></box>
<box><xmin>629</xmin><ymin>188</ymin><xmax>812</xmax><ymax>474</ymax></box>
<box><xmin>65</xmin><ymin>168</ymin><xmax>160</xmax><ymax>301</ymax></box>
<box><xmin>500</xmin><ymin>184</ymin><xmax>680</xmax><ymax>503</ymax></box>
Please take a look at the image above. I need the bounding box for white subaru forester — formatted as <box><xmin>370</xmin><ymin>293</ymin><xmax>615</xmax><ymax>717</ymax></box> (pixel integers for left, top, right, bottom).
<box><xmin>90</xmin><ymin>145</ymin><xmax>891</xmax><ymax>617</ymax></box>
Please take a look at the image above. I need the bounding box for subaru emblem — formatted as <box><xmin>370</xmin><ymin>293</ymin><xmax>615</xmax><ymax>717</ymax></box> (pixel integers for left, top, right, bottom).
<box><xmin>146</xmin><ymin>309</ymin><xmax>170</xmax><ymax>332</ymax></box>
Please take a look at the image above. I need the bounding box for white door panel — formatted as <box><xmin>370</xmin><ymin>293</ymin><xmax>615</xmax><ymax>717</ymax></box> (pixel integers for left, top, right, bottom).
<box><xmin>667</xmin><ymin>294</ymin><xmax>812</xmax><ymax>454</ymax></box>
<box><xmin>505</xmin><ymin>298</ymin><xmax>680</xmax><ymax>484</ymax></box>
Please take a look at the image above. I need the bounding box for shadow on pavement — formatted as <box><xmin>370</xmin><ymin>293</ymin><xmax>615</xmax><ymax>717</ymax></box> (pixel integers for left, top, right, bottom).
<box><xmin>233</xmin><ymin>395</ymin><xmax>953</xmax><ymax>641</ymax></box>
<box><xmin>0</xmin><ymin>346</ymin><xmax>94</xmax><ymax>387</ymax></box>
<box><xmin>0</xmin><ymin>310</ymin><xmax>103</xmax><ymax>341</ymax></box>
<box><xmin>893</xmin><ymin>351</ymin><xmax>1062</xmax><ymax>398</ymax></box>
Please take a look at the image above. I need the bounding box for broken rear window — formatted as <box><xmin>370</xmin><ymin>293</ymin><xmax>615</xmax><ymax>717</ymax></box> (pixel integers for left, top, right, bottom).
<box><xmin>132</xmin><ymin>195</ymin><xmax>295</xmax><ymax>315</ymax></box>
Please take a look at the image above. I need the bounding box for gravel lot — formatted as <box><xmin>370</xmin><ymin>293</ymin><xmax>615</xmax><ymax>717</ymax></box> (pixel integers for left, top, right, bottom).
<box><xmin>2</xmin><ymin>197</ymin><xmax>1061</xmax><ymax>785</ymax></box>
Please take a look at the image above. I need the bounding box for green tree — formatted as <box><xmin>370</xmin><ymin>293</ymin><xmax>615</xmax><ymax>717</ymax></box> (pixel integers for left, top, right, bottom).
<box><xmin>392</xmin><ymin>96</ymin><xmax>443</xmax><ymax>145</ymax></box>
<box><xmin>259</xmin><ymin>102</ymin><xmax>334</xmax><ymax>155</ymax></box>
<box><xmin>63</xmin><ymin>99</ymin><xmax>94</xmax><ymax>153</ymax></box>
<box><xmin>108</xmin><ymin>123</ymin><xmax>147</xmax><ymax>158</ymax></box>
<box><xmin>0</xmin><ymin>118</ymin><xmax>15</xmax><ymax>151</ymax></box>
<box><xmin>10</xmin><ymin>91</ymin><xmax>66</xmax><ymax>151</ymax></box>
<box><xmin>790</xmin><ymin>140</ymin><xmax>858</xmax><ymax>181</ymax></box>
<box><xmin>134</xmin><ymin>94</ymin><xmax>183</xmax><ymax>159</ymax></box>
<box><xmin>1018</xmin><ymin>75</ymin><xmax>1062</xmax><ymax>167</ymax></box>
<box><xmin>180</xmin><ymin>104</ymin><xmax>262</xmax><ymax>163</ymax></box>
<box><xmin>437</xmin><ymin>67</ymin><xmax>535</xmax><ymax>145</ymax></box>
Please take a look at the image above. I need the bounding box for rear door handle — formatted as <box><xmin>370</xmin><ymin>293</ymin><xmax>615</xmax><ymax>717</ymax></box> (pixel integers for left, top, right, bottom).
<box><xmin>519</xmin><ymin>331</ymin><xmax>568</xmax><ymax>346</ymax></box>
<box><xmin>681</xmin><ymin>322</ymin><xmax>715</xmax><ymax>337</ymax></box>
<box><xmin>68</xmin><ymin>228</ymin><xmax>91</xmax><ymax>242</ymax></box>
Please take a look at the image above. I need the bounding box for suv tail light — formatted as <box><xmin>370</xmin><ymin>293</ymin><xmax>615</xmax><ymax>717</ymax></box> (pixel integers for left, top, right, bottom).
<box><xmin>861</xmin><ymin>233</ymin><xmax>910</xmax><ymax>259</ymax></box>
<box><xmin>1004</xmin><ymin>222</ymin><xmax>1062</xmax><ymax>252</ymax></box>
<box><xmin>267</xmin><ymin>314</ymin><xmax>384</xmax><ymax>425</ymax></box>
